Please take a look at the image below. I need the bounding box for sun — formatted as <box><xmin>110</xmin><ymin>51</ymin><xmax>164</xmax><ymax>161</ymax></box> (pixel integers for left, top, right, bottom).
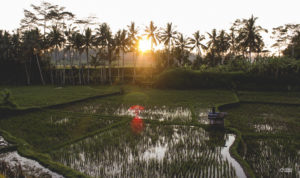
<box><xmin>138</xmin><ymin>36</ymin><xmax>151</xmax><ymax>52</ymax></box>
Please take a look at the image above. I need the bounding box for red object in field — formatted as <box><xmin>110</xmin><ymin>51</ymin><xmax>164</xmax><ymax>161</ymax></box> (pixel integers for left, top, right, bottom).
<box><xmin>128</xmin><ymin>105</ymin><xmax>145</xmax><ymax>116</ymax></box>
<box><xmin>131</xmin><ymin>116</ymin><xmax>144</xmax><ymax>134</ymax></box>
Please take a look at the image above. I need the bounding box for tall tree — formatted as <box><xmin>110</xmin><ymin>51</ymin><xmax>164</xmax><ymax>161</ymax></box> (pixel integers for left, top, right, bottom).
<box><xmin>127</xmin><ymin>22</ymin><xmax>139</xmax><ymax>82</ymax></box>
<box><xmin>145</xmin><ymin>21</ymin><xmax>159</xmax><ymax>52</ymax></box>
<box><xmin>283</xmin><ymin>31</ymin><xmax>300</xmax><ymax>59</ymax></box>
<box><xmin>48</xmin><ymin>26</ymin><xmax>65</xmax><ymax>84</ymax></box>
<box><xmin>271</xmin><ymin>26</ymin><xmax>288</xmax><ymax>57</ymax></box>
<box><xmin>83</xmin><ymin>27</ymin><xmax>94</xmax><ymax>84</ymax></box>
<box><xmin>237</xmin><ymin>15</ymin><xmax>267</xmax><ymax>60</ymax></box>
<box><xmin>159</xmin><ymin>23</ymin><xmax>177</xmax><ymax>67</ymax></box>
<box><xmin>70</xmin><ymin>32</ymin><xmax>84</xmax><ymax>84</ymax></box>
<box><xmin>114</xmin><ymin>30</ymin><xmax>122</xmax><ymax>79</ymax></box>
<box><xmin>175</xmin><ymin>33</ymin><xmax>190</xmax><ymax>66</ymax></box>
<box><xmin>217</xmin><ymin>30</ymin><xmax>230</xmax><ymax>63</ymax></box>
<box><xmin>22</xmin><ymin>29</ymin><xmax>45</xmax><ymax>85</ymax></box>
<box><xmin>188</xmin><ymin>30</ymin><xmax>206</xmax><ymax>57</ymax></box>
<box><xmin>207</xmin><ymin>29</ymin><xmax>219</xmax><ymax>66</ymax></box>
<box><xmin>96</xmin><ymin>23</ymin><xmax>115</xmax><ymax>84</ymax></box>
<box><xmin>120</xmin><ymin>29</ymin><xmax>128</xmax><ymax>81</ymax></box>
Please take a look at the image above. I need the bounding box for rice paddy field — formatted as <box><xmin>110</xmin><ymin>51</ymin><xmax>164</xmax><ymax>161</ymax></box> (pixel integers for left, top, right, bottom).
<box><xmin>0</xmin><ymin>86</ymin><xmax>299</xmax><ymax>177</ymax></box>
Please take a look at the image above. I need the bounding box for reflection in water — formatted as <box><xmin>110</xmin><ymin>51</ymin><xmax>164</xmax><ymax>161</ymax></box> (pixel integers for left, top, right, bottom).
<box><xmin>0</xmin><ymin>136</ymin><xmax>8</xmax><ymax>148</ymax></box>
<box><xmin>131</xmin><ymin>116</ymin><xmax>144</xmax><ymax>134</ymax></box>
<box><xmin>245</xmin><ymin>138</ymin><xmax>300</xmax><ymax>178</ymax></box>
<box><xmin>51</xmin><ymin>125</ymin><xmax>244</xmax><ymax>177</ymax></box>
<box><xmin>0</xmin><ymin>136</ymin><xmax>63</xmax><ymax>178</ymax></box>
<box><xmin>76</xmin><ymin>104</ymin><xmax>210</xmax><ymax>123</ymax></box>
<box><xmin>116</xmin><ymin>105</ymin><xmax>193</xmax><ymax>122</ymax></box>
<box><xmin>221</xmin><ymin>134</ymin><xmax>247</xmax><ymax>178</ymax></box>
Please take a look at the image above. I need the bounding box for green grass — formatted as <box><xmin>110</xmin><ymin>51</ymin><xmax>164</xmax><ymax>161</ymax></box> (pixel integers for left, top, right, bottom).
<box><xmin>238</xmin><ymin>91</ymin><xmax>300</xmax><ymax>104</ymax></box>
<box><xmin>73</xmin><ymin>86</ymin><xmax>237</xmax><ymax>107</ymax></box>
<box><xmin>225</xmin><ymin>103</ymin><xmax>300</xmax><ymax>136</ymax></box>
<box><xmin>243</xmin><ymin>137</ymin><xmax>299</xmax><ymax>178</ymax></box>
<box><xmin>0</xmin><ymin>109</ymin><xmax>126</xmax><ymax>152</ymax></box>
<box><xmin>0</xmin><ymin>85</ymin><xmax>120</xmax><ymax>108</ymax></box>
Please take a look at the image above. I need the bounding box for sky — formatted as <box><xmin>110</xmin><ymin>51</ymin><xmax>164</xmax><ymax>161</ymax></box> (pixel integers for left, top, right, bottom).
<box><xmin>1</xmin><ymin>0</ymin><xmax>300</xmax><ymax>51</ymax></box>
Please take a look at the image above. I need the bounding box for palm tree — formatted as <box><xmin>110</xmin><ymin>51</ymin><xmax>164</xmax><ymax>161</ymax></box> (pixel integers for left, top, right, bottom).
<box><xmin>237</xmin><ymin>15</ymin><xmax>267</xmax><ymax>60</ymax></box>
<box><xmin>95</xmin><ymin>23</ymin><xmax>115</xmax><ymax>84</ymax></box>
<box><xmin>145</xmin><ymin>21</ymin><xmax>159</xmax><ymax>52</ymax></box>
<box><xmin>22</xmin><ymin>29</ymin><xmax>45</xmax><ymax>85</ymax></box>
<box><xmin>114</xmin><ymin>30</ymin><xmax>122</xmax><ymax>79</ymax></box>
<box><xmin>48</xmin><ymin>26</ymin><xmax>65</xmax><ymax>84</ymax></box>
<box><xmin>175</xmin><ymin>33</ymin><xmax>190</xmax><ymax>66</ymax></box>
<box><xmin>217</xmin><ymin>30</ymin><xmax>230</xmax><ymax>63</ymax></box>
<box><xmin>64</xmin><ymin>26</ymin><xmax>77</xmax><ymax>85</ymax></box>
<box><xmin>96</xmin><ymin>23</ymin><xmax>109</xmax><ymax>83</ymax></box>
<box><xmin>70</xmin><ymin>32</ymin><xmax>84</xmax><ymax>85</ymax></box>
<box><xmin>159</xmin><ymin>23</ymin><xmax>177</xmax><ymax>67</ymax></box>
<box><xmin>83</xmin><ymin>27</ymin><xmax>94</xmax><ymax>84</ymax></box>
<box><xmin>120</xmin><ymin>29</ymin><xmax>128</xmax><ymax>81</ymax></box>
<box><xmin>228</xmin><ymin>27</ymin><xmax>237</xmax><ymax>57</ymax></box>
<box><xmin>127</xmin><ymin>22</ymin><xmax>139</xmax><ymax>82</ymax></box>
<box><xmin>207</xmin><ymin>29</ymin><xmax>218</xmax><ymax>66</ymax></box>
<box><xmin>188</xmin><ymin>30</ymin><xmax>206</xmax><ymax>57</ymax></box>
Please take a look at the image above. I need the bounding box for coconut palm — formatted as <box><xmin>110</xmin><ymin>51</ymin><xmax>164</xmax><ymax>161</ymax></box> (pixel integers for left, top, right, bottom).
<box><xmin>127</xmin><ymin>22</ymin><xmax>139</xmax><ymax>82</ymax></box>
<box><xmin>114</xmin><ymin>30</ymin><xmax>122</xmax><ymax>79</ymax></box>
<box><xmin>70</xmin><ymin>32</ymin><xmax>84</xmax><ymax>85</ymax></box>
<box><xmin>207</xmin><ymin>29</ymin><xmax>219</xmax><ymax>65</ymax></box>
<box><xmin>48</xmin><ymin>26</ymin><xmax>65</xmax><ymax>84</ymax></box>
<box><xmin>217</xmin><ymin>30</ymin><xmax>230</xmax><ymax>63</ymax></box>
<box><xmin>159</xmin><ymin>23</ymin><xmax>177</xmax><ymax>67</ymax></box>
<box><xmin>188</xmin><ymin>30</ymin><xmax>206</xmax><ymax>57</ymax></box>
<box><xmin>228</xmin><ymin>27</ymin><xmax>238</xmax><ymax>57</ymax></box>
<box><xmin>22</xmin><ymin>29</ymin><xmax>45</xmax><ymax>85</ymax></box>
<box><xmin>175</xmin><ymin>33</ymin><xmax>190</xmax><ymax>66</ymax></box>
<box><xmin>237</xmin><ymin>15</ymin><xmax>267</xmax><ymax>60</ymax></box>
<box><xmin>83</xmin><ymin>27</ymin><xmax>94</xmax><ymax>84</ymax></box>
<box><xmin>145</xmin><ymin>21</ymin><xmax>159</xmax><ymax>52</ymax></box>
<box><xmin>95</xmin><ymin>23</ymin><xmax>115</xmax><ymax>84</ymax></box>
<box><xmin>120</xmin><ymin>29</ymin><xmax>128</xmax><ymax>81</ymax></box>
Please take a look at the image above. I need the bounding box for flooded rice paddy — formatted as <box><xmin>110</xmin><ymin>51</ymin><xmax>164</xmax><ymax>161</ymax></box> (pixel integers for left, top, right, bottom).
<box><xmin>51</xmin><ymin>124</ymin><xmax>245</xmax><ymax>177</ymax></box>
<box><xmin>244</xmin><ymin>138</ymin><xmax>300</xmax><ymax>178</ymax></box>
<box><xmin>0</xmin><ymin>136</ymin><xmax>63</xmax><ymax>178</ymax></box>
<box><xmin>65</xmin><ymin>103</ymin><xmax>210</xmax><ymax>123</ymax></box>
<box><xmin>1</xmin><ymin>99</ymin><xmax>299</xmax><ymax>177</ymax></box>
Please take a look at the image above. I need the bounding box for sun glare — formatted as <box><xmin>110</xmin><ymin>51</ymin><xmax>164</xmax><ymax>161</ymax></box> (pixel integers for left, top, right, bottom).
<box><xmin>138</xmin><ymin>37</ymin><xmax>151</xmax><ymax>52</ymax></box>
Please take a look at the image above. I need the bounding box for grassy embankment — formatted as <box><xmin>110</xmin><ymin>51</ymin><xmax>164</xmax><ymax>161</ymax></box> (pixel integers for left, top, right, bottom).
<box><xmin>0</xmin><ymin>85</ymin><xmax>120</xmax><ymax>108</ymax></box>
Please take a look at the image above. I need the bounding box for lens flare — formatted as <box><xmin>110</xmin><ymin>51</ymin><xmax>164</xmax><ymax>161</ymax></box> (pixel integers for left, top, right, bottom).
<box><xmin>138</xmin><ymin>36</ymin><xmax>151</xmax><ymax>52</ymax></box>
<box><xmin>131</xmin><ymin>116</ymin><xmax>144</xmax><ymax>134</ymax></box>
<box><xmin>129</xmin><ymin>105</ymin><xmax>144</xmax><ymax>134</ymax></box>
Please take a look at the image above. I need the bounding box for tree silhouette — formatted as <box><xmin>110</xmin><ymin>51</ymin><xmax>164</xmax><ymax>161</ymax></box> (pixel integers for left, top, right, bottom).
<box><xmin>159</xmin><ymin>23</ymin><xmax>177</xmax><ymax>67</ymax></box>
<box><xmin>237</xmin><ymin>15</ymin><xmax>267</xmax><ymax>60</ymax></box>
<box><xmin>188</xmin><ymin>30</ymin><xmax>206</xmax><ymax>57</ymax></box>
<box><xmin>83</xmin><ymin>28</ymin><xmax>94</xmax><ymax>84</ymax></box>
<box><xmin>127</xmin><ymin>22</ymin><xmax>139</xmax><ymax>82</ymax></box>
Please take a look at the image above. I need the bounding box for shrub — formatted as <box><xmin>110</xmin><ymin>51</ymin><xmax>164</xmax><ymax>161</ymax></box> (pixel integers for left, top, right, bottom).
<box><xmin>154</xmin><ymin>68</ymin><xmax>300</xmax><ymax>91</ymax></box>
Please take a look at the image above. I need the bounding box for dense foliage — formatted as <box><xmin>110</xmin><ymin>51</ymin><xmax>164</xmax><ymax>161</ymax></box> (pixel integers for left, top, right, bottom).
<box><xmin>0</xmin><ymin>2</ymin><xmax>299</xmax><ymax>86</ymax></box>
<box><xmin>155</xmin><ymin>57</ymin><xmax>300</xmax><ymax>90</ymax></box>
